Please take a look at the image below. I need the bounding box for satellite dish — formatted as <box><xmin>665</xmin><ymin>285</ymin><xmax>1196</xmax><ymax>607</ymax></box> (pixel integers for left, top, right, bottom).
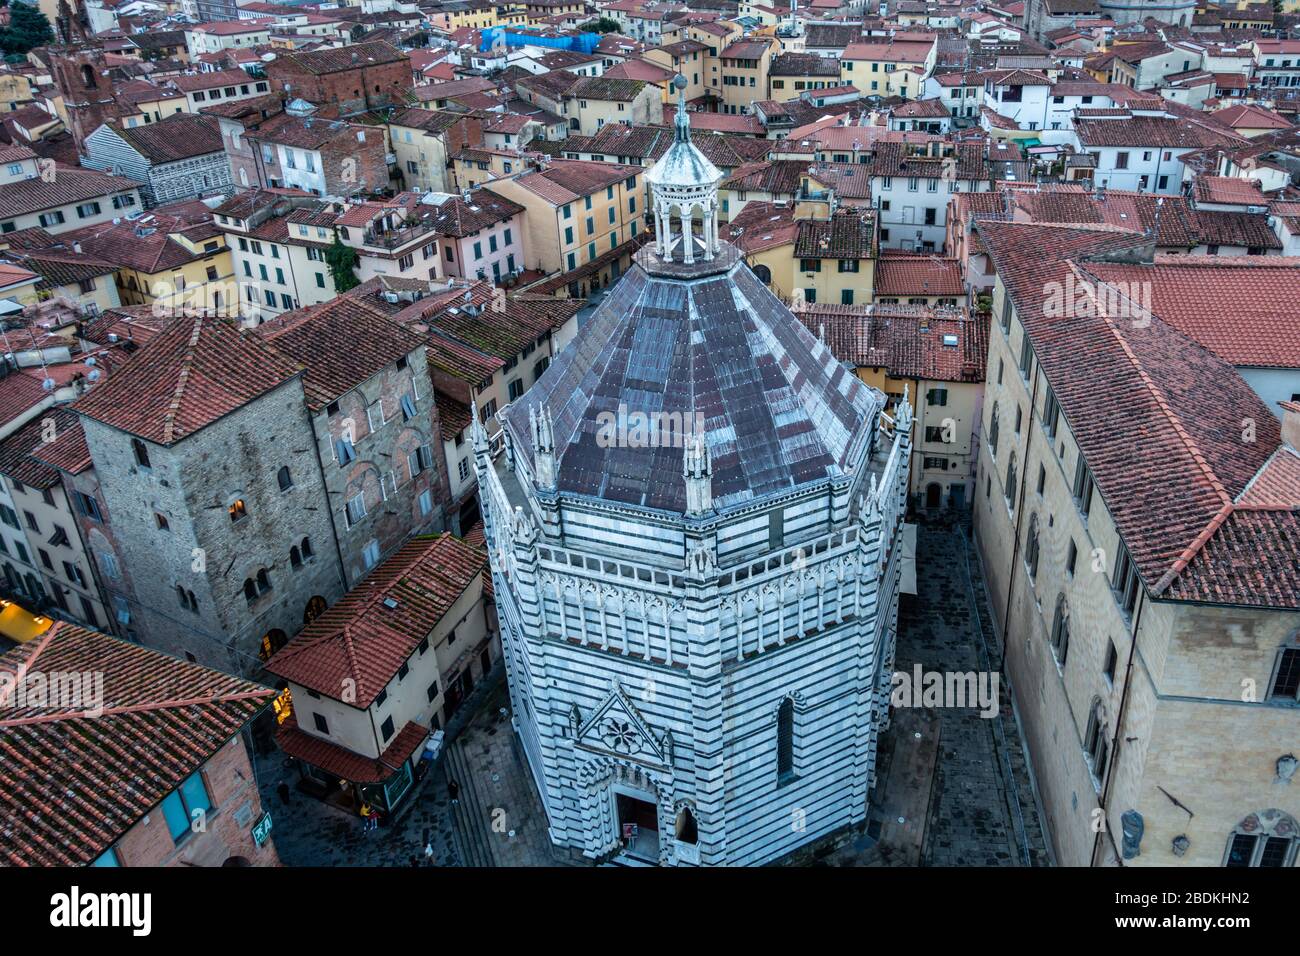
<box><xmin>41</xmin><ymin>379</ymin><xmax>55</xmax><ymax>392</ymax></box>
<box><xmin>85</xmin><ymin>356</ymin><xmax>97</xmax><ymax>366</ymax></box>
<box><xmin>87</xmin><ymin>369</ymin><xmax>101</xmax><ymax>382</ymax></box>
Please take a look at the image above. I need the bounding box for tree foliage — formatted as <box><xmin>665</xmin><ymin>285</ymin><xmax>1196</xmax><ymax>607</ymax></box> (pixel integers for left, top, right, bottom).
<box><xmin>578</xmin><ymin>17</ymin><xmax>622</xmax><ymax>34</ymax></box>
<box><xmin>0</xmin><ymin>1</ymin><xmax>55</xmax><ymax>59</ymax></box>
<box><xmin>325</xmin><ymin>236</ymin><xmax>360</xmax><ymax>293</ymax></box>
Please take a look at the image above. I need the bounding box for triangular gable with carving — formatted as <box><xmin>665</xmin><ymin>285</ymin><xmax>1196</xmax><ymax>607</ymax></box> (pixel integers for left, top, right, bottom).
<box><xmin>575</xmin><ymin>683</ymin><xmax>666</xmax><ymax>766</ymax></box>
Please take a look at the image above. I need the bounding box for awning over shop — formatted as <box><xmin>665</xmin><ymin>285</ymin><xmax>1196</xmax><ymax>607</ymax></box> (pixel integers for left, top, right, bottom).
<box><xmin>0</xmin><ymin>600</ymin><xmax>54</xmax><ymax>643</ymax></box>
<box><xmin>276</xmin><ymin>714</ymin><xmax>428</xmax><ymax>784</ymax></box>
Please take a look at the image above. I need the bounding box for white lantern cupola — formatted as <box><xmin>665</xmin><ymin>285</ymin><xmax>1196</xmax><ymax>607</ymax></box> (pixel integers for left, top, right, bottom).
<box><xmin>645</xmin><ymin>74</ymin><xmax>724</xmax><ymax>265</ymax></box>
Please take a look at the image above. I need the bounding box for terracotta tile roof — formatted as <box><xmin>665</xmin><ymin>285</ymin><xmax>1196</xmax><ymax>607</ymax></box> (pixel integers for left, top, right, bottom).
<box><xmin>1082</xmin><ymin>257</ymin><xmax>1300</xmax><ymax>369</ymax></box>
<box><xmin>563</xmin><ymin>123</ymin><xmax>769</xmax><ymax>170</ymax></box>
<box><xmin>805</xmin><ymin>161</ymin><xmax>874</xmax><ymax>200</ymax></box>
<box><xmin>0</xmin><ymin>373</ymin><xmax>49</xmax><ymax>430</ymax></box>
<box><xmin>722</xmin><ymin>200</ymin><xmax>799</xmax><ymax>254</ymax></box>
<box><xmin>0</xmin><ymin>408</ymin><xmax>83</xmax><ymax>488</ymax></box>
<box><xmin>1209</xmin><ymin>103</ymin><xmax>1292</xmax><ymax>131</ymax></box>
<box><xmin>1189</xmin><ymin>209</ymin><xmax>1281</xmax><ymax>249</ymax></box>
<box><xmin>260</xmin><ymin>297</ymin><xmax>427</xmax><ymax>411</ymax></box>
<box><xmin>1074</xmin><ymin>114</ymin><xmax>1244</xmax><ymax>150</ymax></box>
<box><xmin>74</xmin><ymin>315</ymin><xmax>303</xmax><ymax>446</ymax></box>
<box><xmin>662</xmin><ymin>104</ymin><xmax>764</xmax><ymax>135</ymax></box>
<box><xmin>0</xmin><ymin>622</ymin><xmax>273</xmax><ymax>866</ymax></box>
<box><xmin>603</xmin><ymin>59</ymin><xmax>675</xmax><ymax>83</ymax></box>
<box><xmin>112</xmin><ymin>113</ymin><xmax>224</xmax><ymax>163</ymax></box>
<box><xmin>276</xmin><ymin>714</ymin><xmax>427</xmax><ymax>783</ymax></box>
<box><xmin>265</xmin><ymin>533</ymin><xmax>486</xmax><ymax>706</ymax></box>
<box><xmin>1237</xmin><ymin>446</ymin><xmax>1300</xmax><ymax>509</ymax></box>
<box><xmin>62</xmin><ymin>214</ymin><xmax>218</xmax><ymax>277</ymax></box>
<box><xmin>867</xmin><ymin>140</ymin><xmax>989</xmax><ymax>181</ymax></box>
<box><xmin>423</xmin><ymin>187</ymin><xmax>524</xmax><ymax>237</ymax></box>
<box><xmin>769</xmin><ymin>52</ymin><xmax>842</xmax><ymax>77</ymax></box>
<box><xmin>516</xmin><ymin>69</ymin><xmax>581</xmax><ymax>101</ymax></box>
<box><xmin>425</xmin><ymin>332</ymin><xmax>503</xmax><ymax>385</ymax></box>
<box><xmin>413</xmin><ymin>283</ymin><xmax>577</xmax><ymax>362</ymax></box>
<box><xmin>875</xmin><ymin>254</ymin><xmax>964</xmax><ymax>297</ymax></box>
<box><xmin>247</xmin><ymin>113</ymin><xmax>361</xmax><ymax>151</ymax></box>
<box><xmin>1190</xmin><ymin>175</ymin><xmax>1269</xmax><ymax>207</ymax></box>
<box><xmin>842</xmin><ymin>39</ymin><xmax>935</xmax><ymax>63</ymax></box>
<box><xmin>9</xmin><ymin>249</ymin><xmax>118</xmax><ymax>291</ymax></box>
<box><xmin>0</xmin><ymin>168</ymin><xmax>139</xmax><ymax>220</ymax></box>
<box><xmin>721</xmin><ymin>39</ymin><xmax>772</xmax><ymax>59</ymax></box>
<box><xmin>723</xmin><ymin>159</ymin><xmax>807</xmax><ymax>196</ymax></box>
<box><xmin>272</xmin><ymin>39</ymin><xmax>406</xmax><ymax>75</ymax></box>
<box><xmin>569</xmin><ymin>75</ymin><xmax>648</xmax><ymax>102</ymax></box>
<box><xmin>412</xmin><ymin>75</ymin><xmax>497</xmax><ymax>103</ymax></box>
<box><xmin>80</xmin><ymin>307</ymin><xmax>167</xmax><ymax>348</ymax></box>
<box><xmin>435</xmin><ymin>390</ymin><xmax>472</xmax><ymax>436</ymax></box>
<box><xmin>30</xmin><ymin>412</ymin><xmax>92</xmax><ymax>475</ymax></box>
<box><xmin>979</xmin><ymin>220</ymin><xmax>1294</xmax><ymax>608</ymax></box>
<box><xmin>794</xmin><ymin>209</ymin><xmax>877</xmax><ymax>259</ymax></box>
<box><xmin>170</xmin><ymin>68</ymin><xmax>256</xmax><ymax>92</ymax></box>
<box><xmin>512</xmin><ymin>159</ymin><xmax>641</xmax><ymax>205</ymax></box>
<box><xmin>796</xmin><ymin>304</ymin><xmax>988</xmax><ymax>383</ymax></box>
<box><xmin>390</xmin><ymin>107</ymin><xmax>471</xmax><ymax>134</ymax></box>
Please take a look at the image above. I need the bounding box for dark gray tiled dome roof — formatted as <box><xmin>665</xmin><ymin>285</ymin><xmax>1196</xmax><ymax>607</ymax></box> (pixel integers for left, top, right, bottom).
<box><xmin>503</xmin><ymin>243</ymin><xmax>880</xmax><ymax>514</ymax></box>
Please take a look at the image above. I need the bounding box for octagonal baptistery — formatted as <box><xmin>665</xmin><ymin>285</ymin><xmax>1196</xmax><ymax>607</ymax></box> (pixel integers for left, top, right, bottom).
<box><xmin>475</xmin><ymin>84</ymin><xmax>912</xmax><ymax>867</ymax></box>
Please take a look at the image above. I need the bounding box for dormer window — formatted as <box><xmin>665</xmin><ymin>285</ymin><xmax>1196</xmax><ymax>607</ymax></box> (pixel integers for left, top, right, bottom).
<box><xmin>229</xmin><ymin>499</ymin><xmax>248</xmax><ymax>522</ymax></box>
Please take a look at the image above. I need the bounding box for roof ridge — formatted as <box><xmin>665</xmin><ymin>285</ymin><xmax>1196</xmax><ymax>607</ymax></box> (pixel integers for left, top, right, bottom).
<box><xmin>0</xmin><ymin>688</ymin><xmax>271</xmax><ymax>727</ymax></box>
<box><xmin>1071</xmin><ymin>260</ymin><xmax>1232</xmax><ymax>508</ymax></box>
<box><xmin>162</xmin><ymin>315</ymin><xmax>204</xmax><ymax>445</ymax></box>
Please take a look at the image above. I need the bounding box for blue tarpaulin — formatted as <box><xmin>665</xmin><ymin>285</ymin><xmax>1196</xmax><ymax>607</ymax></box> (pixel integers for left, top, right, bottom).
<box><xmin>479</xmin><ymin>28</ymin><xmax>600</xmax><ymax>54</ymax></box>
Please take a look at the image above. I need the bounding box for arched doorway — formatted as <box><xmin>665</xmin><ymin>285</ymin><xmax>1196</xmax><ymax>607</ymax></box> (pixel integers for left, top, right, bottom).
<box><xmin>303</xmin><ymin>595</ymin><xmax>327</xmax><ymax>625</ymax></box>
<box><xmin>751</xmin><ymin>263</ymin><xmax>772</xmax><ymax>284</ymax></box>
<box><xmin>925</xmin><ymin>483</ymin><xmax>942</xmax><ymax>509</ymax></box>
<box><xmin>258</xmin><ymin>629</ymin><xmax>288</xmax><ymax>662</ymax></box>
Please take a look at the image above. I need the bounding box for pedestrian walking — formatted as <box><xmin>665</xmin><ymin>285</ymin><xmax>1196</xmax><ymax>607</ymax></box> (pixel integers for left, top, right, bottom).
<box><xmin>448</xmin><ymin>779</ymin><xmax>460</xmax><ymax>805</ymax></box>
<box><xmin>276</xmin><ymin>781</ymin><xmax>291</xmax><ymax>806</ymax></box>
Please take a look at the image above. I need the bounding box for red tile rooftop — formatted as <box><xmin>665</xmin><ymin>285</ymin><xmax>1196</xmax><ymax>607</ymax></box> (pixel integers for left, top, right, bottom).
<box><xmin>0</xmin><ymin>622</ymin><xmax>273</xmax><ymax>866</ymax></box>
<box><xmin>265</xmin><ymin>533</ymin><xmax>487</xmax><ymax>707</ymax></box>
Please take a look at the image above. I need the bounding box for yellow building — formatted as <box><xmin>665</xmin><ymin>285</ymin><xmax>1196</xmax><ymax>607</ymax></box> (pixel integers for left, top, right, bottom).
<box><xmin>388</xmin><ymin>108</ymin><xmax>481</xmax><ymax>194</ymax></box>
<box><xmin>488</xmin><ymin>159</ymin><xmax>645</xmax><ymax>276</ymax></box>
<box><xmin>723</xmin><ymin>200</ymin><xmax>799</xmax><ymax>301</ymax></box>
<box><xmin>118</xmin><ymin>90</ymin><xmax>188</xmax><ymax>129</ymax></box>
<box><xmin>975</xmin><ymin>219</ymin><xmax>1300</xmax><ymax>868</ymax></box>
<box><xmin>0</xmin><ymin>71</ymin><xmax>37</xmax><ymax>113</ymax></box>
<box><xmin>451</xmin><ymin>146</ymin><xmax>524</xmax><ymax>190</ymax></box>
<box><xmin>841</xmin><ymin>38</ymin><xmax>936</xmax><ymax>99</ymax></box>
<box><xmin>75</xmin><ymin>213</ymin><xmax>236</xmax><ymax>317</ymax></box>
<box><xmin>798</xmin><ymin>302</ymin><xmax>988</xmax><ymax>507</ymax></box>
<box><xmin>719</xmin><ymin>37</ymin><xmax>774</xmax><ymax>115</ymax></box>
<box><xmin>791</xmin><ymin>209</ymin><xmax>878</xmax><ymax>307</ymax></box>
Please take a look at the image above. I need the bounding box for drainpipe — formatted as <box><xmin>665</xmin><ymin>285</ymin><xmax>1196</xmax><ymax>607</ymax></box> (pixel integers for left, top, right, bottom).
<box><xmin>302</xmin><ymin>399</ymin><xmax>351</xmax><ymax>595</ymax></box>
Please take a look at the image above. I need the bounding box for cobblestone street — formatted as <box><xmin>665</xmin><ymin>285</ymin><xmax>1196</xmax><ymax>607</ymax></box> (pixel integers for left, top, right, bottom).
<box><xmin>257</xmin><ymin>518</ymin><xmax>1049</xmax><ymax>868</ymax></box>
<box><xmin>253</xmin><ymin>672</ymin><xmax>573</xmax><ymax>867</ymax></box>
<box><xmin>901</xmin><ymin>515</ymin><xmax>1051</xmax><ymax>867</ymax></box>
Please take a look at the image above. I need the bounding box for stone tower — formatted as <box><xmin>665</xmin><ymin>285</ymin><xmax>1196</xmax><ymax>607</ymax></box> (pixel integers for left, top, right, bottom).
<box><xmin>477</xmin><ymin>78</ymin><xmax>912</xmax><ymax>866</ymax></box>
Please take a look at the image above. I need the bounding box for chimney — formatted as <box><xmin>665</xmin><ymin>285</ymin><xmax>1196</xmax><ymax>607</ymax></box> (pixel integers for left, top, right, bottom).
<box><xmin>1282</xmin><ymin>400</ymin><xmax>1300</xmax><ymax>451</ymax></box>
